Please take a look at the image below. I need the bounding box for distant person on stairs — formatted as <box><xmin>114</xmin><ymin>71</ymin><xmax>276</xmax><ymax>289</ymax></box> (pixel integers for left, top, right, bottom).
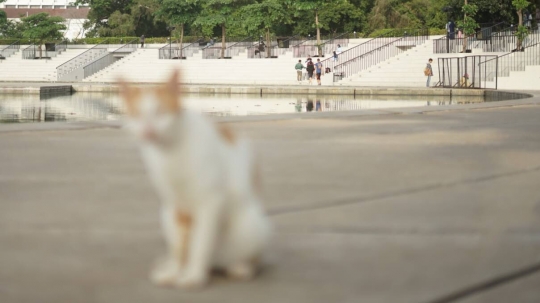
<box><xmin>140</xmin><ymin>35</ymin><xmax>145</xmax><ymax>48</ymax></box>
<box><xmin>306</xmin><ymin>59</ymin><xmax>315</xmax><ymax>85</ymax></box>
<box><xmin>315</xmin><ymin>58</ymin><xmax>323</xmax><ymax>85</ymax></box>
<box><xmin>424</xmin><ymin>58</ymin><xmax>433</xmax><ymax>87</ymax></box>
<box><xmin>295</xmin><ymin>60</ymin><xmax>305</xmax><ymax>83</ymax></box>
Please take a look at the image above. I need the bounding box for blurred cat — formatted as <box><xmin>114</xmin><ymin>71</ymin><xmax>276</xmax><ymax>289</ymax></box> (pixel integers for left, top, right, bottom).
<box><xmin>119</xmin><ymin>71</ymin><xmax>271</xmax><ymax>289</ymax></box>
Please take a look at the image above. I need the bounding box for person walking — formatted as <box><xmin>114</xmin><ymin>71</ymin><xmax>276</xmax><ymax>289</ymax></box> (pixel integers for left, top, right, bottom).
<box><xmin>306</xmin><ymin>59</ymin><xmax>315</xmax><ymax>85</ymax></box>
<box><xmin>425</xmin><ymin>58</ymin><xmax>433</xmax><ymax>87</ymax></box>
<box><xmin>332</xmin><ymin>51</ymin><xmax>338</xmax><ymax>62</ymax></box>
<box><xmin>295</xmin><ymin>60</ymin><xmax>305</xmax><ymax>83</ymax></box>
<box><xmin>336</xmin><ymin>44</ymin><xmax>342</xmax><ymax>56</ymax></box>
<box><xmin>315</xmin><ymin>58</ymin><xmax>323</xmax><ymax>85</ymax></box>
<box><xmin>140</xmin><ymin>35</ymin><xmax>145</xmax><ymax>48</ymax></box>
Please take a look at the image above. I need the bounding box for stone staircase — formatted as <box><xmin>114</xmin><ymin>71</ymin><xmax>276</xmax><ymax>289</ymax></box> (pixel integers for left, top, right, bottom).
<box><xmin>0</xmin><ymin>48</ymin><xmax>87</xmax><ymax>82</ymax></box>
<box><xmin>338</xmin><ymin>38</ymin><xmax>509</xmax><ymax>88</ymax></box>
<box><xmin>83</xmin><ymin>42</ymin><xmax>360</xmax><ymax>84</ymax></box>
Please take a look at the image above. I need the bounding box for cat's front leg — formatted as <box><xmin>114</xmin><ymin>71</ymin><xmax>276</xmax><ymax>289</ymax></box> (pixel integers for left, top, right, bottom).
<box><xmin>151</xmin><ymin>205</ymin><xmax>191</xmax><ymax>286</ymax></box>
<box><xmin>175</xmin><ymin>199</ymin><xmax>223</xmax><ymax>289</ymax></box>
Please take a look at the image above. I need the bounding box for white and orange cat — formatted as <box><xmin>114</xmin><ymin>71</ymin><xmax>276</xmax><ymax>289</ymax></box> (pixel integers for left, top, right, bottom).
<box><xmin>119</xmin><ymin>71</ymin><xmax>271</xmax><ymax>289</ymax></box>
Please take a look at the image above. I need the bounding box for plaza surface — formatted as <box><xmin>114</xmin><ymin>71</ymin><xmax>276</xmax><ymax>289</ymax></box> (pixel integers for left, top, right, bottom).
<box><xmin>1</xmin><ymin>90</ymin><xmax>540</xmax><ymax>303</ymax></box>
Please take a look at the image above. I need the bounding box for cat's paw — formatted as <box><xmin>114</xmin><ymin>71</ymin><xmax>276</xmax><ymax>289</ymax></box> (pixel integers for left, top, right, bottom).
<box><xmin>174</xmin><ymin>270</ymin><xmax>208</xmax><ymax>290</ymax></box>
<box><xmin>150</xmin><ymin>263</ymin><xmax>179</xmax><ymax>287</ymax></box>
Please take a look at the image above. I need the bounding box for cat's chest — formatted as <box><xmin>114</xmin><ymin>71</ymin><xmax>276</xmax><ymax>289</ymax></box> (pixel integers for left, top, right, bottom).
<box><xmin>142</xmin><ymin>146</ymin><xmax>203</xmax><ymax>204</ymax></box>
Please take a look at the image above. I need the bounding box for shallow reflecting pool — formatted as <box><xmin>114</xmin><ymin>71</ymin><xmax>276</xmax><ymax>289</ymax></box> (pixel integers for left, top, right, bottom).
<box><xmin>0</xmin><ymin>92</ymin><xmax>485</xmax><ymax>123</ymax></box>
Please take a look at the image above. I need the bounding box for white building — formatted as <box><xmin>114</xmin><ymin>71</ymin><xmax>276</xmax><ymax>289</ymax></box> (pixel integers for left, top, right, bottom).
<box><xmin>0</xmin><ymin>0</ymin><xmax>90</xmax><ymax>40</ymax></box>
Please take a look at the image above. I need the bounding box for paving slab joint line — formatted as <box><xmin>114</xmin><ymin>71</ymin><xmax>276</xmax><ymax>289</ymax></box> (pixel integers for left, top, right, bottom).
<box><xmin>268</xmin><ymin>165</ymin><xmax>540</xmax><ymax>216</ymax></box>
<box><xmin>424</xmin><ymin>261</ymin><xmax>540</xmax><ymax>303</ymax></box>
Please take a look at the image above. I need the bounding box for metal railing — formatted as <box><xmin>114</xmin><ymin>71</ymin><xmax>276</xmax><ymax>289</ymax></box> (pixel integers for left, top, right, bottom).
<box><xmin>247</xmin><ymin>36</ymin><xmax>300</xmax><ymax>59</ymax></box>
<box><xmin>319</xmin><ymin>33</ymin><xmax>349</xmax><ymax>57</ymax></box>
<box><xmin>434</xmin><ymin>22</ymin><xmax>509</xmax><ymax>53</ymax></box>
<box><xmin>158</xmin><ymin>39</ymin><xmax>205</xmax><ymax>59</ymax></box>
<box><xmin>480</xmin><ymin>42</ymin><xmax>540</xmax><ymax>81</ymax></box>
<box><xmin>202</xmin><ymin>37</ymin><xmax>254</xmax><ymax>59</ymax></box>
<box><xmin>57</xmin><ymin>40</ymin><xmax>109</xmax><ymax>81</ymax></box>
<box><xmin>55</xmin><ymin>40</ymin><xmax>68</xmax><ymax>54</ymax></box>
<box><xmin>22</xmin><ymin>40</ymin><xmax>68</xmax><ymax>59</ymax></box>
<box><xmin>292</xmin><ymin>33</ymin><xmax>350</xmax><ymax>58</ymax></box>
<box><xmin>291</xmin><ymin>37</ymin><xmax>315</xmax><ymax>57</ymax></box>
<box><xmin>331</xmin><ymin>29</ymin><xmax>429</xmax><ymax>81</ymax></box>
<box><xmin>483</xmin><ymin>27</ymin><xmax>540</xmax><ymax>52</ymax></box>
<box><xmin>437</xmin><ymin>55</ymin><xmax>498</xmax><ymax>89</ymax></box>
<box><xmin>0</xmin><ymin>40</ymin><xmax>20</xmax><ymax>59</ymax></box>
<box><xmin>22</xmin><ymin>44</ymin><xmax>38</xmax><ymax>59</ymax></box>
<box><xmin>83</xmin><ymin>39</ymin><xmax>137</xmax><ymax>79</ymax></box>
<box><xmin>318</xmin><ymin>37</ymin><xmax>398</xmax><ymax>73</ymax></box>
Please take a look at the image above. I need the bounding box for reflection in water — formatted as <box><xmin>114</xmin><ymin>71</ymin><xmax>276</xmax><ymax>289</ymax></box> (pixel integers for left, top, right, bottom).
<box><xmin>0</xmin><ymin>92</ymin><xmax>486</xmax><ymax>123</ymax></box>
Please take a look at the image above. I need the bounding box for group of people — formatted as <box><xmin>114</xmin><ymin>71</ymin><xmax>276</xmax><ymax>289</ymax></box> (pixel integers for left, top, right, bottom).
<box><xmin>295</xmin><ymin>57</ymin><xmax>324</xmax><ymax>85</ymax></box>
<box><xmin>294</xmin><ymin>44</ymin><xmax>342</xmax><ymax>85</ymax></box>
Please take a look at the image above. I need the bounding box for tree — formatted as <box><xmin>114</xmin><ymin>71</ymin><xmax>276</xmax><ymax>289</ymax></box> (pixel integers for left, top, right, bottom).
<box><xmin>155</xmin><ymin>0</ymin><xmax>200</xmax><ymax>56</ymax></box>
<box><xmin>513</xmin><ymin>0</ymin><xmax>530</xmax><ymax>50</ymax></box>
<box><xmin>75</xmin><ymin>0</ymin><xmax>134</xmax><ymax>36</ymax></box>
<box><xmin>194</xmin><ymin>0</ymin><xmax>250</xmax><ymax>59</ymax></box>
<box><xmin>294</xmin><ymin>0</ymin><xmax>340</xmax><ymax>56</ymax></box>
<box><xmin>20</xmin><ymin>13</ymin><xmax>66</xmax><ymax>58</ymax></box>
<box><xmin>98</xmin><ymin>11</ymin><xmax>135</xmax><ymax>36</ymax></box>
<box><xmin>456</xmin><ymin>1</ymin><xmax>478</xmax><ymax>52</ymax></box>
<box><xmin>239</xmin><ymin>0</ymin><xmax>292</xmax><ymax>58</ymax></box>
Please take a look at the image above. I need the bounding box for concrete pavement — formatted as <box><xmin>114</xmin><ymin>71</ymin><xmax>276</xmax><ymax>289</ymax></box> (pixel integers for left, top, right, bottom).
<box><xmin>1</xmin><ymin>94</ymin><xmax>540</xmax><ymax>303</ymax></box>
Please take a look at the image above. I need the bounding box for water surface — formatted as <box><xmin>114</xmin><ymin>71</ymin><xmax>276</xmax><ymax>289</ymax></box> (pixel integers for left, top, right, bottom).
<box><xmin>0</xmin><ymin>92</ymin><xmax>484</xmax><ymax>123</ymax></box>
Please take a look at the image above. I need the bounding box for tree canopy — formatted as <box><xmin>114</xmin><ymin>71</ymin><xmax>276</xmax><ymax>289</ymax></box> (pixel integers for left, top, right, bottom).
<box><xmin>2</xmin><ymin>0</ymin><xmax>539</xmax><ymax>40</ymax></box>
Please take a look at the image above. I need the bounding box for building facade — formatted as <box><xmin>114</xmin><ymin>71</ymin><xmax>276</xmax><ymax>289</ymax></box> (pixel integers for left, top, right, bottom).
<box><xmin>0</xmin><ymin>0</ymin><xmax>90</xmax><ymax>40</ymax></box>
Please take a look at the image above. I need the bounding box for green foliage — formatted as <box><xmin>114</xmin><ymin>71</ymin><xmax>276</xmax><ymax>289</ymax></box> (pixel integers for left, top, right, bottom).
<box><xmin>367</xmin><ymin>27</ymin><xmax>435</xmax><ymax>37</ymax></box>
<box><xmin>20</xmin><ymin>13</ymin><xmax>66</xmax><ymax>43</ymax></box>
<box><xmin>368</xmin><ymin>0</ymin><xmax>446</xmax><ymax>31</ymax></box>
<box><xmin>70</xmin><ymin>0</ymin><xmax>537</xmax><ymax>42</ymax></box>
<box><xmin>515</xmin><ymin>25</ymin><xmax>528</xmax><ymax>41</ymax></box>
<box><xmin>512</xmin><ymin>0</ymin><xmax>530</xmax><ymax>10</ymax></box>
<box><xmin>70</xmin><ymin>36</ymin><xmax>198</xmax><ymax>44</ymax></box>
<box><xmin>156</xmin><ymin>0</ymin><xmax>200</xmax><ymax>26</ymax></box>
<box><xmin>239</xmin><ymin>0</ymin><xmax>291</xmax><ymax>34</ymax></box>
<box><xmin>456</xmin><ymin>4</ymin><xmax>478</xmax><ymax>36</ymax></box>
<box><xmin>98</xmin><ymin>11</ymin><xmax>135</xmax><ymax>36</ymax></box>
<box><xmin>512</xmin><ymin>0</ymin><xmax>530</xmax><ymax>49</ymax></box>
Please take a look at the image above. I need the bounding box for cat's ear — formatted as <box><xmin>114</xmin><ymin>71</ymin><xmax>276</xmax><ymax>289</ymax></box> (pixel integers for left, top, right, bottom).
<box><xmin>156</xmin><ymin>70</ymin><xmax>182</xmax><ymax>112</ymax></box>
<box><xmin>117</xmin><ymin>78</ymin><xmax>140</xmax><ymax>116</ymax></box>
<box><xmin>166</xmin><ymin>70</ymin><xmax>181</xmax><ymax>96</ymax></box>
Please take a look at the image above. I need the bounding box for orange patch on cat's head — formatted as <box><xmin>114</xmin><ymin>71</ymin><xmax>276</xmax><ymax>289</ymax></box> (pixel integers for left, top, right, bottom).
<box><xmin>118</xmin><ymin>70</ymin><xmax>183</xmax><ymax>116</ymax></box>
<box><xmin>154</xmin><ymin>70</ymin><xmax>182</xmax><ymax>113</ymax></box>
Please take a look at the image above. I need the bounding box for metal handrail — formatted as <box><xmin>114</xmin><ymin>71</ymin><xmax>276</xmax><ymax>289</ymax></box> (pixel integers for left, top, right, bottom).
<box><xmin>83</xmin><ymin>39</ymin><xmax>137</xmax><ymax>79</ymax></box>
<box><xmin>247</xmin><ymin>35</ymin><xmax>301</xmax><ymax>59</ymax></box>
<box><xmin>57</xmin><ymin>40</ymin><xmax>109</xmax><ymax>78</ymax></box>
<box><xmin>55</xmin><ymin>40</ymin><xmax>68</xmax><ymax>53</ymax></box>
<box><xmin>0</xmin><ymin>40</ymin><xmax>20</xmax><ymax>58</ymax></box>
<box><xmin>434</xmin><ymin>22</ymin><xmax>509</xmax><ymax>53</ymax></box>
<box><xmin>479</xmin><ymin>41</ymin><xmax>540</xmax><ymax>80</ymax></box>
<box><xmin>22</xmin><ymin>44</ymin><xmax>38</xmax><ymax>59</ymax></box>
<box><xmin>158</xmin><ymin>40</ymin><xmax>177</xmax><ymax>59</ymax></box>
<box><xmin>436</xmin><ymin>55</ymin><xmax>498</xmax><ymax>89</ymax></box>
<box><xmin>225</xmin><ymin>36</ymin><xmax>254</xmax><ymax>49</ymax></box>
<box><xmin>332</xmin><ymin>31</ymin><xmax>429</xmax><ymax>81</ymax></box>
<box><xmin>202</xmin><ymin>37</ymin><xmax>254</xmax><ymax>59</ymax></box>
<box><xmin>435</xmin><ymin>21</ymin><xmax>508</xmax><ymax>41</ymax></box>
<box><xmin>159</xmin><ymin>39</ymin><xmax>206</xmax><ymax>59</ymax></box>
<box><xmin>483</xmin><ymin>27</ymin><xmax>539</xmax><ymax>52</ymax></box>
